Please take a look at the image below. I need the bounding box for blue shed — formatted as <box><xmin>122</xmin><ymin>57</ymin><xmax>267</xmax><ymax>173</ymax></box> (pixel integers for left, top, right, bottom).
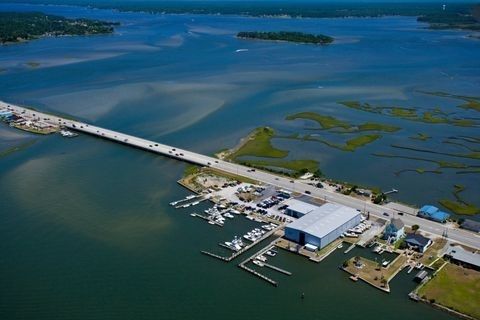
<box><xmin>418</xmin><ymin>205</ymin><xmax>450</xmax><ymax>223</ymax></box>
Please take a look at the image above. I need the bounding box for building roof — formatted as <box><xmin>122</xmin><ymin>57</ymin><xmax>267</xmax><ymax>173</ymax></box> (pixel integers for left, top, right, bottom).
<box><xmin>461</xmin><ymin>219</ymin><xmax>480</xmax><ymax>233</ymax></box>
<box><xmin>391</xmin><ymin>218</ymin><xmax>404</xmax><ymax>230</ymax></box>
<box><xmin>419</xmin><ymin>205</ymin><xmax>439</xmax><ymax>214</ymax></box>
<box><xmin>419</xmin><ymin>205</ymin><xmax>450</xmax><ymax>221</ymax></box>
<box><xmin>405</xmin><ymin>233</ymin><xmax>431</xmax><ymax>247</ymax></box>
<box><xmin>286</xmin><ymin>203</ymin><xmax>361</xmax><ymax>239</ymax></box>
<box><xmin>445</xmin><ymin>246</ymin><xmax>480</xmax><ymax>268</ymax></box>
<box><xmin>284</xmin><ymin>199</ymin><xmax>318</xmax><ymax>215</ymax></box>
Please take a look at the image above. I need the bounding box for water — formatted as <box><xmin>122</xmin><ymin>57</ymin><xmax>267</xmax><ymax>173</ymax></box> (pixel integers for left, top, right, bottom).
<box><xmin>0</xmin><ymin>3</ymin><xmax>477</xmax><ymax>319</ymax></box>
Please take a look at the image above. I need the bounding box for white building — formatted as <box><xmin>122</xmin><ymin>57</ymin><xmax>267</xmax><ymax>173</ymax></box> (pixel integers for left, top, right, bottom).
<box><xmin>284</xmin><ymin>202</ymin><xmax>361</xmax><ymax>250</ymax></box>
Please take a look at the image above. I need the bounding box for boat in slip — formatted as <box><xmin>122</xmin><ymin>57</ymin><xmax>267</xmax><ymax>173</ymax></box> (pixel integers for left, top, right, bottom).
<box><xmin>186</xmin><ymin>195</ymin><xmax>196</xmax><ymax>200</ymax></box>
<box><xmin>190</xmin><ymin>213</ymin><xmax>196</xmax><ymax>217</ymax></box>
<box><xmin>265</xmin><ymin>250</ymin><xmax>277</xmax><ymax>257</ymax></box>
<box><xmin>253</xmin><ymin>260</ymin><xmax>264</xmax><ymax>267</ymax></box>
<box><xmin>224</xmin><ymin>212</ymin><xmax>234</xmax><ymax>219</ymax></box>
<box><xmin>337</xmin><ymin>243</ymin><xmax>343</xmax><ymax>249</ymax></box>
<box><xmin>256</xmin><ymin>255</ymin><xmax>267</xmax><ymax>262</ymax></box>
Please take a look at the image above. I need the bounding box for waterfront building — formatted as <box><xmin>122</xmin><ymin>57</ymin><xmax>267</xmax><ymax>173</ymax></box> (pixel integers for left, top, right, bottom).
<box><xmin>284</xmin><ymin>199</ymin><xmax>318</xmax><ymax>218</ymax></box>
<box><xmin>383</xmin><ymin>218</ymin><xmax>405</xmax><ymax>242</ymax></box>
<box><xmin>417</xmin><ymin>205</ymin><xmax>450</xmax><ymax>223</ymax></box>
<box><xmin>404</xmin><ymin>233</ymin><xmax>432</xmax><ymax>253</ymax></box>
<box><xmin>284</xmin><ymin>203</ymin><xmax>361</xmax><ymax>250</ymax></box>
<box><xmin>460</xmin><ymin>219</ymin><xmax>480</xmax><ymax>233</ymax></box>
<box><xmin>444</xmin><ymin>245</ymin><xmax>480</xmax><ymax>271</ymax></box>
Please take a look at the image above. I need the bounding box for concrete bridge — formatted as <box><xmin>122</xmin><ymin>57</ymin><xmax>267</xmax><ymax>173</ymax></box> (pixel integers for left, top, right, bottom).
<box><xmin>2</xmin><ymin>101</ymin><xmax>479</xmax><ymax>250</ymax></box>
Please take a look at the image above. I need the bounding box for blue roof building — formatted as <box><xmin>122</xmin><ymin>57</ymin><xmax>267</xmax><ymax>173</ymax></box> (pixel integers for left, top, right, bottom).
<box><xmin>418</xmin><ymin>205</ymin><xmax>450</xmax><ymax>223</ymax></box>
<box><xmin>383</xmin><ymin>218</ymin><xmax>405</xmax><ymax>242</ymax></box>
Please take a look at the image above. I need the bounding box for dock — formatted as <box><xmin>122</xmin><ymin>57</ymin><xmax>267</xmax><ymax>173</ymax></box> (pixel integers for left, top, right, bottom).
<box><xmin>263</xmin><ymin>262</ymin><xmax>292</xmax><ymax>275</ymax></box>
<box><xmin>238</xmin><ymin>264</ymin><xmax>278</xmax><ymax>287</ymax></box>
<box><xmin>344</xmin><ymin>243</ymin><xmax>356</xmax><ymax>254</ymax></box>
<box><xmin>201</xmin><ymin>250</ymin><xmax>230</xmax><ymax>262</ymax></box>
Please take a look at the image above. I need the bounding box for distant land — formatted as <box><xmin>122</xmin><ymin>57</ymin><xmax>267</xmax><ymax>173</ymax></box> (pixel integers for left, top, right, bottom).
<box><xmin>0</xmin><ymin>12</ymin><xmax>118</xmax><ymax>44</ymax></box>
<box><xmin>237</xmin><ymin>31</ymin><xmax>334</xmax><ymax>45</ymax></box>
<box><xmin>5</xmin><ymin>1</ymin><xmax>480</xmax><ymax>31</ymax></box>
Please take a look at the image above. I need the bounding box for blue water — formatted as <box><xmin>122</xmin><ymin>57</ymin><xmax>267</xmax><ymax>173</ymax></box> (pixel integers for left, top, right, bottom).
<box><xmin>0</xmin><ymin>3</ymin><xmax>478</xmax><ymax>319</ymax></box>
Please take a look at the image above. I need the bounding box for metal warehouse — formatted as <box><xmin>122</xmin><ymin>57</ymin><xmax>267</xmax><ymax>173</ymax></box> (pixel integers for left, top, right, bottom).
<box><xmin>284</xmin><ymin>202</ymin><xmax>361</xmax><ymax>250</ymax></box>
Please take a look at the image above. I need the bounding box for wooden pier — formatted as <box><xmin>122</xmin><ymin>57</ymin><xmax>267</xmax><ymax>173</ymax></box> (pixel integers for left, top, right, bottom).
<box><xmin>238</xmin><ymin>264</ymin><xmax>278</xmax><ymax>287</ymax></box>
<box><xmin>201</xmin><ymin>250</ymin><xmax>230</xmax><ymax>262</ymax></box>
<box><xmin>263</xmin><ymin>262</ymin><xmax>292</xmax><ymax>275</ymax></box>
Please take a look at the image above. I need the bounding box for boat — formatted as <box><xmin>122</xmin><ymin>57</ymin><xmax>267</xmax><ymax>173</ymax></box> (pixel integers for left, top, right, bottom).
<box><xmin>382</xmin><ymin>261</ymin><xmax>390</xmax><ymax>267</ymax></box>
<box><xmin>224</xmin><ymin>212</ymin><xmax>234</xmax><ymax>219</ymax></box>
<box><xmin>256</xmin><ymin>255</ymin><xmax>267</xmax><ymax>262</ymax></box>
<box><xmin>253</xmin><ymin>260</ymin><xmax>264</xmax><ymax>267</ymax></box>
<box><xmin>246</xmin><ymin>215</ymin><xmax>254</xmax><ymax>221</ymax></box>
<box><xmin>191</xmin><ymin>201</ymin><xmax>200</xmax><ymax>206</ymax></box>
<box><xmin>186</xmin><ymin>195</ymin><xmax>196</xmax><ymax>200</ymax></box>
<box><xmin>190</xmin><ymin>213</ymin><xmax>196</xmax><ymax>217</ymax></box>
<box><xmin>337</xmin><ymin>243</ymin><xmax>343</xmax><ymax>249</ymax></box>
<box><xmin>349</xmin><ymin>275</ymin><xmax>359</xmax><ymax>282</ymax></box>
<box><xmin>208</xmin><ymin>221</ymin><xmax>215</xmax><ymax>225</ymax></box>
<box><xmin>265</xmin><ymin>250</ymin><xmax>277</xmax><ymax>257</ymax></box>
<box><xmin>182</xmin><ymin>204</ymin><xmax>191</xmax><ymax>208</ymax></box>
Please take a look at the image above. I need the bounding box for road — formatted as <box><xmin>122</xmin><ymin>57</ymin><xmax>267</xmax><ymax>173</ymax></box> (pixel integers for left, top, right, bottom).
<box><xmin>3</xmin><ymin>101</ymin><xmax>480</xmax><ymax>249</ymax></box>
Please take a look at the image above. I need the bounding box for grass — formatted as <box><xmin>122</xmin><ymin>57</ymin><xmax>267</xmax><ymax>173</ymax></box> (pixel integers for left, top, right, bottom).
<box><xmin>26</xmin><ymin>61</ymin><xmax>40</xmax><ymax>68</ymax></box>
<box><xmin>418</xmin><ymin>263</ymin><xmax>480</xmax><ymax>319</ymax></box>
<box><xmin>241</xmin><ymin>159</ymin><xmax>319</xmax><ymax>174</ymax></box>
<box><xmin>356</xmin><ymin>122</ymin><xmax>400</xmax><ymax>133</ymax></box>
<box><xmin>418</xmin><ymin>238</ymin><xmax>447</xmax><ymax>266</ymax></box>
<box><xmin>337</xmin><ymin>99</ymin><xmax>479</xmax><ymax>127</ymax></box>
<box><xmin>391</xmin><ymin>144</ymin><xmax>480</xmax><ymax>160</ymax></box>
<box><xmin>229</xmin><ymin>127</ymin><xmax>288</xmax><ymax>160</ymax></box>
<box><xmin>286</xmin><ymin>112</ymin><xmax>351</xmax><ymax>130</ymax></box>
<box><xmin>459</xmin><ymin>100</ymin><xmax>480</xmax><ymax>112</ymax></box>
<box><xmin>438</xmin><ymin>184</ymin><xmax>480</xmax><ymax>215</ymax></box>
<box><xmin>343</xmin><ymin>134</ymin><xmax>381</xmax><ymax>151</ymax></box>
<box><xmin>391</xmin><ymin>107</ymin><xmax>417</xmax><ymax>118</ymax></box>
<box><xmin>0</xmin><ymin>139</ymin><xmax>37</xmax><ymax>158</ymax></box>
<box><xmin>438</xmin><ymin>199</ymin><xmax>480</xmax><ymax>215</ymax></box>
<box><xmin>409</xmin><ymin>133</ymin><xmax>431</xmax><ymax>141</ymax></box>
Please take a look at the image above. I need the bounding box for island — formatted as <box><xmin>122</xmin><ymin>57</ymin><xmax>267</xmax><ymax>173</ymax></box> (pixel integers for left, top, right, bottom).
<box><xmin>0</xmin><ymin>12</ymin><xmax>119</xmax><ymax>44</ymax></box>
<box><xmin>418</xmin><ymin>12</ymin><xmax>480</xmax><ymax>31</ymax></box>
<box><xmin>237</xmin><ymin>31</ymin><xmax>334</xmax><ymax>45</ymax></box>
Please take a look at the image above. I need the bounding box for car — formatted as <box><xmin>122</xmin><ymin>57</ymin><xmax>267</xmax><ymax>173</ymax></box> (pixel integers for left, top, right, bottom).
<box><xmin>207</xmin><ymin>162</ymin><xmax>211</xmax><ymax>165</ymax></box>
<box><xmin>398</xmin><ymin>212</ymin><xmax>404</xmax><ymax>216</ymax></box>
<box><xmin>215</xmin><ymin>160</ymin><xmax>219</xmax><ymax>163</ymax></box>
<box><xmin>305</xmin><ymin>190</ymin><xmax>311</xmax><ymax>195</ymax></box>
<box><xmin>149</xmin><ymin>145</ymin><xmax>153</xmax><ymax>147</ymax></box>
<box><xmin>275</xmin><ymin>177</ymin><xmax>279</xmax><ymax>180</ymax></box>
<box><xmin>172</xmin><ymin>148</ymin><xmax>176</xmax><ymax>151</ymax></box>
<box><xmin>155</xmin><ymin>144</ymin><xmax>158</xmax><ymax>146</ymax></box>
<box><xmin>290</xmin><ymin>180</ymin><xmax>294</xmax><ymax>183</ymax></box>
<box><xmin>382</xmin><ymin>212</ymin><xmax>389</xmax><ymax>217</ymax></box>
<box><xmin>124</xmin><ymin>139</ymin><xmax>128</xmax><ymax>142</ymax></box>
<box><xmin>180</xmin><ymin>153</ymin><xmax>184</xmax><ymax>156</ymax></box>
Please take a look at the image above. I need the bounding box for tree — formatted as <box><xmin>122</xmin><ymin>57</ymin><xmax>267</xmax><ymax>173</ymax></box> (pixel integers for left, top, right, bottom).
<box><xmin>412</xmin><ymin>224</ymin><xmax>420</xmax><ymax>233</ymax></box>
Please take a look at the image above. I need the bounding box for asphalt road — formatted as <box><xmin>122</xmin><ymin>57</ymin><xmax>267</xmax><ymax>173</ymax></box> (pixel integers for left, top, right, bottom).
<box><xmin>4</xmin><ymin>101</ymin><xmax>479</xmax><ymax>249</ymax></box>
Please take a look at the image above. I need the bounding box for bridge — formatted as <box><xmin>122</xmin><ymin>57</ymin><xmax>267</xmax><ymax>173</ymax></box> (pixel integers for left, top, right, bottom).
<box><xmin>2</xmin><ymin>101</ymin><xmax>480</xmax><ymax>250</ymax></box>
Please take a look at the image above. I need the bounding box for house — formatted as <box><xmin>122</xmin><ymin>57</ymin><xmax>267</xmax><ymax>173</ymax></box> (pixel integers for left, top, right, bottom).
<box><xmin>460</xmin><ymin>219</ymin><xmax>480</xmax><ymax>233</ymax></box>
<box><xmin>444</xmin><ymin>245</ymin><xmax>480</xmax><ymax>271</ymax></box>
<box><xmin>417</xmin><ymin>205</ymin><xmax>450</xmax><ymax>223</ymax></box>
<box><xmin>404</xmin><ymin>233</ymin><xmax>432</xmax><ymax>253</ymax></box>
<box><xmin>383</xmin><ymin>218</ymin><xmax>405</xmax><ymax>242</ymax></box>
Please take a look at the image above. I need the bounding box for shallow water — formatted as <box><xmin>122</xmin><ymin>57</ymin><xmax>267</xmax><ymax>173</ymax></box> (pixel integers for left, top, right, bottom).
<box><xmin>0</xmin><ymin>3</ymin><xmax>478</xmax><ymax>319</ymax></box>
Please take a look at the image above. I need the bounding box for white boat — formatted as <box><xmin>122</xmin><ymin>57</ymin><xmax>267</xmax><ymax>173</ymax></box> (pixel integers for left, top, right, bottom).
<box><xmin>224</xmin><ymin>212</ymin><xmax>234</xmax><ymax>219</ymax></box>
<box><xmin>190</xmin><ymin>213</ymin><xmax>196</xmax><ymax>217</ymax></box>
<box><xmin>256</xmin><ymin>255</ymin><xmax>267</xmax><ymax>262</ymax></box>
<box><xmin>265</xmin><ymin>250</ymin><xmax>277</xmax><ymax>257</ymax></box>
<box><xmin>191</xmin><ymin>201</ymin><xmax>200</xmax><ymax>206</ymax></box>
<box><xmin>382</xmin><ymin>261</ymin><xmax>390</xmax><ymax>267</ymax></box>
<box><xmin>186</xmin><ymin>195</ymin><xmax>196</xmax><ymax>200</ymax></box>
<box><xmin>246</xmin><ymin>215</ymin><xmax>254</xmax><ymax>221</ymax></box>
<box><xmin>253</xmin><ymin>260</ymin><xmax>264</xmax><ymax>267</ymax></box>
<box><xmin>182</xmin><ymin>204</ymin><xmax>191</xmax><ymax>208</ymax></box>
<box><xmin>208</xmin><ymin>221</ymin><xmax>215</xmax><ymax>225</ymax></box>
<box><xmin>337</xmin><ymin>243</ymin><xmax>343</xmax><ymax>249</ymax></box>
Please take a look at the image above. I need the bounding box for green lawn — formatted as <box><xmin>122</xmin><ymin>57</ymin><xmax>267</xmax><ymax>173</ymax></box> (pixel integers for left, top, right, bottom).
<box><xmin>418</xmin><ymin>263</ymin><xmax>480</xmax><ymax>319</ymax></box>
<box><xmin>230</xmin><ymin>127</ymin><xmax>288</xmax><ymax>159</ymax></box>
